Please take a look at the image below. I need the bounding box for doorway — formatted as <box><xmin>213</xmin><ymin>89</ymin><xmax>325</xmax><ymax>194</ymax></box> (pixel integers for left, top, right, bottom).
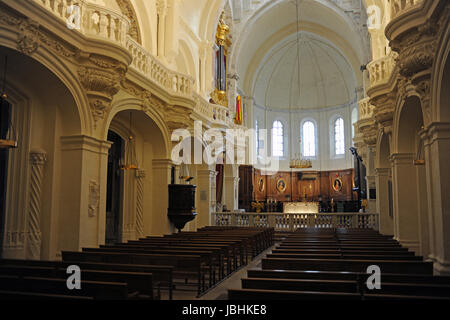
<box><xmin>106</xmin><ymin>130</ymin><xmax>124</xmax><ymax>244</ymax></box>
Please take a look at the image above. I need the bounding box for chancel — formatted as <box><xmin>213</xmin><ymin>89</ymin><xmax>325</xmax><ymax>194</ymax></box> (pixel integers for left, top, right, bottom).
<box><xmin>0</xmin><ymin>0</ymin><xmax>449</xmax><ymax>303</ymax></box>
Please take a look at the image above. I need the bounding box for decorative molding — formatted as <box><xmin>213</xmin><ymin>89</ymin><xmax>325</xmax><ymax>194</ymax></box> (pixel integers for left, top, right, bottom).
<box><xmin>135</xmin><ymin>169</ymin><xmax>145</xmax><ymax>238</ymax></box>
<box><xmin>17</xmin><ymin>18</ymin><xmax>40</xmax><ymax>55</ymax></box>
<box><xmin>115</xmin><ymin>0</ymin><xmax>141</xmax><ymax>44</ymax></box>
<box><xmin>88</xmin><ymin>180</ymin><xmax>100</xmax><ymax>218</ymax></box>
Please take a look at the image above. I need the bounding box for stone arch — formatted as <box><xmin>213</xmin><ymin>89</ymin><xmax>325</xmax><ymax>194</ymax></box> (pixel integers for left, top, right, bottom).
<box><xmin>0</xmin><ymin>22</ymin><xmax>90</xmax><ymax>135</ymax></box>
<box><xmin>116</xmin><ymin>0</ymin><xmax>142</xmax><ymax>44</ymax></box>
<box><xmin>393</xmin><ymin>95</ymin><xmax>424</xmax><ymax>154</ymax></box>
<box><xmin>106</xmin><ymin>97</ymin><xmax>170</xmax><ymax>159</ymax></box>
<box><xmin>0</xmin><ymin>45</ymin><xmax>83</xmax><ymax>260</ymax></box>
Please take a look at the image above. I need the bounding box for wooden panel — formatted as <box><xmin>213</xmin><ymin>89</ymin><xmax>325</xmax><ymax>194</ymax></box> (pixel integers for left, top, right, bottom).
<box><xmin>249</xmin><ymin>169</ymin><xmax>355</xmax><ymax>204</ymax></box>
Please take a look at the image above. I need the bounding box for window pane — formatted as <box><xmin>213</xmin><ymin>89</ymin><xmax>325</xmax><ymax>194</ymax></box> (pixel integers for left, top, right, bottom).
<box><xmin>302</xmin><ymin>121</ymin><xmax>316</xmax><ymax>157</ymax></box>
<box><xmin>351</xmin><ymin>108</ymin><xmax>358</xmax><ymax>139</ymax></box>
<box><xmin>255</xmin><ymin>120</ymin><xmax>259</xmax><ymax>152</ymax></box>
<box><xmin>335</xmin><ymin>117</ymin><xmax>345</xmax><ymax>155</ymax></box>
<box><xmin>272</xmin><ymin>121</ymin><xmax>284</xmax><ymax>157</ymax></box>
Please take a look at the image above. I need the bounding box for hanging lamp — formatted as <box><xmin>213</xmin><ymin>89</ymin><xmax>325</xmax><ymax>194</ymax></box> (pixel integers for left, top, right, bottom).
<box><xmin>120</xmin><ymin>112</ymin><xmax>139</xmax><ymax>170</ymax></box>
<box><xmin>289</xmin><ymin>0</ymin><xmax>312</xmax><ymax>169</ymax></box>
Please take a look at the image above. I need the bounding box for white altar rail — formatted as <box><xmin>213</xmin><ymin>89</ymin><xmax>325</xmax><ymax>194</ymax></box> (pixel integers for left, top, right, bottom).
<box><xmin>213</xmin><ymin>212</ymin><xmax>379</xmax><ymax>231</ymax></box>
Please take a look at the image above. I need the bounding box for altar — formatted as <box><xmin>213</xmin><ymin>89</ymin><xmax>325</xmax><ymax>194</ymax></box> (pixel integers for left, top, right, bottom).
<box><xmin>283</xmin><ymin>202</ymin><xmax>319</xmax><ymax>214</ymax></box>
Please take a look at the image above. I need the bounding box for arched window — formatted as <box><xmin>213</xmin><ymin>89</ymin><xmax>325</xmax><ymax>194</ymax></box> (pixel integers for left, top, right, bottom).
<box><xmin>302</xmin><ymin>121</ymin><xmax>316</xmax><ymax>157</ymax></box>
<box><xmin>255</xmin><ymin>120</ymin><xmax>259</xmax><ymax>153</ymax></box>
<box><xmin>334</xmin><ymin>117</ymin><xmax>345</xmax><ymax>155</ymax></box>
<box><xmin>272</xmin><ymin>120</ymin><xmax>284</xmax><ymax>157</ymax></box>
<box><xmin>351</xmin><ymin>107</ymin><xmax>358</xmax><ymax>140</ymax></box>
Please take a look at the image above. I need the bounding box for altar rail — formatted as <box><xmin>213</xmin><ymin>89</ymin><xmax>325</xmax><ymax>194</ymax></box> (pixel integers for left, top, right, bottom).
<box><xmin>213</xmin><ymin>212</ymin><xmax>379</xmax><ymax>231</ymax></box>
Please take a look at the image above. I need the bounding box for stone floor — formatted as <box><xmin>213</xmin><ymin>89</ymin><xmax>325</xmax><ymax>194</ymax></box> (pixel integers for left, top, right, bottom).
<box><xmin>161</xmin><ymin>244</ymin><xmax>275</xmax><ymax>300</ymax></box>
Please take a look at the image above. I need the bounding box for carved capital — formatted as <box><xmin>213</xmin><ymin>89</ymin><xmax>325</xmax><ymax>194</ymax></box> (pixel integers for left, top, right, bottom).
<box><xmin>30</xmin><ymin>151</ymin><xmax>47</xmax><ymax>166</ymax></box>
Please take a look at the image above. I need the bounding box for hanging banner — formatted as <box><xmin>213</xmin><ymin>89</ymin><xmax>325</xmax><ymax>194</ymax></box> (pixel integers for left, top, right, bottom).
<box><xmin>235</xmin><ymin>94</ymin><xmax>243</xmax><ymax>125</ymax></box>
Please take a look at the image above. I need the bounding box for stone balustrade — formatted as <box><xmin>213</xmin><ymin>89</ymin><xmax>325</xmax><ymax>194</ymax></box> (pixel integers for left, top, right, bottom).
<box><xmin>390</xmin><ymin>0</ymin><xmax>424</xmax><ymax>19</ymax></box>
<box><xmin>358</xmin><ymin>97</ymin><xmax>375</xmax><ymax>120</ymax></box>
<box><xmin>32</xmin><ymin>0</ymin><xmax>231</xmax><ymax>126</ymax></box>
<box><xmin>33</xmin><ymin>0</ymin><xmax>130</xmax><ymax>47</ymax></box>
<box><xmin>367</xmin><ymin>52</ymin><xmax>398</xmax><ymax>88</ymax></box>
<box><xmin>214</xmin><ymin>212</ymin><xmax>379</xmax><ymax>231</ymax></box>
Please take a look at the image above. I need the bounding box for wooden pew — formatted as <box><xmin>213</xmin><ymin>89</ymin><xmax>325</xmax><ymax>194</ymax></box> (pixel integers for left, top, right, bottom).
<box><xmin>0</xmin><ymin>275</ymin><xmax>129</xmax><ymax>300</ymax></box>
<box><xmin>0</xmin><ymin>265</ymin><xmax>154</xmax><ymax>299</ymax></box>
<box><xmin>261</xmin><ymin>258</ymin><xmax>433</xmax><ymax>274</ymax></box>
<box><xmin>62</xmin><ymin>251</ymin><xmax>205</xmax><ymax>296</ymax></box>
<box><xmin>241</xmin><ymin>277</ymin><xmax>359</xmax><ymax>293</ymax></box>
<box><xmin>0</xmin><ymin>259</ymin><xmax>174</xmax><ymax>300</ymax></box>
<box><xmin>228</xmin><ymin>288</ymin><xmax>361</xmax><ymax>300</ymax></box>
<box><xmin>82</xmin><ymin>247</ymin><xmax>218</xmax><ymax>287</ymax></box>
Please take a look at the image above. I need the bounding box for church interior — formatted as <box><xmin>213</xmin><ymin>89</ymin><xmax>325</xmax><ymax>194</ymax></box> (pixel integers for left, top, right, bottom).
<box><xmin>0</xmin><ymin>0</ymin><xmax>449</xmax><ymax>302</ymax></box>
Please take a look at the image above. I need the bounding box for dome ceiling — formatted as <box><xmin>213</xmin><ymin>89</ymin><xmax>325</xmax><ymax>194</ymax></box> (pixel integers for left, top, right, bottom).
<box><xmin>253</xmin><ymin>32</ymin><xmax>356</xmax><ymax>110</ymax></box>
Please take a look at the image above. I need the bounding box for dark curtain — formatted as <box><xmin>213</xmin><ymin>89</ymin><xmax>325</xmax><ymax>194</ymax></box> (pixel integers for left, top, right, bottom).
<box><xmin>216</xmin><ymin>164</ymin><xmax>224</xmax><ymax>204</ymax></box>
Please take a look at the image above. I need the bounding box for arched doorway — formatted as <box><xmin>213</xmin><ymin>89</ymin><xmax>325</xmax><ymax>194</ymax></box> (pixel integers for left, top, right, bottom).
<box><xmin>393</xmin><ymin>96</ymin><xmax>429</xmax><ymax>256</ymax></box>
<box><xmin>0</xmin><ymin>45</ymin><xmax>82</xmax><ymax>259</ymax></box>
<box><xmin>106</xmin><ymin>131</ymin><xmax>124</xmax><ymax>244</ymax></box>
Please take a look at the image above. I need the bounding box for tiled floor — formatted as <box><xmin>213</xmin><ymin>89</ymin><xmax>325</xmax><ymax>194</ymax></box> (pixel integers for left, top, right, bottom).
<box><xmin>162</xmin><ymin>245</ymin><xmax>275</xmax><ymax>300</ymax></box>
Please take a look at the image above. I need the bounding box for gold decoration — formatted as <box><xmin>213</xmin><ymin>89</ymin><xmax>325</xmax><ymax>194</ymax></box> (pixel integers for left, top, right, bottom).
<box><xmin>251</xmin><ymin>202</ymin><xmax>265</xmax><ymax>213</ymax></box>
<box><xmin>216</xmin><ymin>12</ymin><xmax>229</xmax><ymax>47</ymax></box>
<box><xmin>210</xmin><ymin>89</ymin><xmax>228</xmax><ymax>108</ymax></box>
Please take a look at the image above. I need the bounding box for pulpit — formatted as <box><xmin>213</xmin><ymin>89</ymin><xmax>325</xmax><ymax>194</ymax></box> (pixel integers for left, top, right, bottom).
<box><xmin>168</xmin><ymin>184</ymin><xmax>197</xmax><ymax>232</ymax></box>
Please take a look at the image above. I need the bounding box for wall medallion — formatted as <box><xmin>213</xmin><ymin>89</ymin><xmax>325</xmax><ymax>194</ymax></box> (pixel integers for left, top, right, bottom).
<box><xmin>276</xmin><ymin>178</ymin><xmax>286</xmax><ymax>193</ymax></box>
<box><xmin>332</xmin><ymin>177</ymin><xmax>343</xmax><ymax>192</ymax></box>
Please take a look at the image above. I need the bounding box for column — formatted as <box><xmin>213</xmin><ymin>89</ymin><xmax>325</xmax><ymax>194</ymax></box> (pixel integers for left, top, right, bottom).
<box><xmin>224</xmin><ymin>164</ymin><xmax>239</xmax><ymax>211</ymax></box>
<box><xmin>26</xmin><ymin>149</ymin><xmax>47</xmax><ymax>260</ymax></box>
<box><xmin>425</xmin><ymin>123</ymin><xmax>450</xmax><ymax>274</ymax></box>
<box><xmin>365</xmin><ymin>145</ymin><xmax>377</xmax><ymax>213</ymax></box>
<box><xmin>151</xmin><ymin>159</ymin><xmax>174</xmax><ymax>235</ymax></box>
<box><xmin>196</xmin><ymin>166</ymin><xmax>217</xmax><ymax>228</ymax></box>
<box><xmin>391</xmin><ymin>153</ymin><xmax>420</xmax><ymax>254</ymax></box>
<box><xmin>135</xmin><ymin>170</ymin><xmax>146</xmax><ymax>239</ymax></box>
<box><xmin>375</xmin><ymin>168</ymin><xmax>393</xmax><ymax>235</ymax></box>
<box><xmin>59</xmin><ymin>136</ymin><xmax>111</xmax><ymax>251</ymax></box>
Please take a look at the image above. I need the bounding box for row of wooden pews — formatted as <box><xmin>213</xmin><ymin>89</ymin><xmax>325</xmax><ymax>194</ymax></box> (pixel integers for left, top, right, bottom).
<box><xmin>229</xmin><ymin>228</ymin><xmax>450</xmax><ymax>300</ymax></box>
<box><xmin>64</xmin><ymin>227</ymin><xmax>273</xmax><ymax>297</ymax></box>
<box><xmin>0</xmin><ymin>227</ymin><xmax>273</xmax><ymax>300</ymax></box>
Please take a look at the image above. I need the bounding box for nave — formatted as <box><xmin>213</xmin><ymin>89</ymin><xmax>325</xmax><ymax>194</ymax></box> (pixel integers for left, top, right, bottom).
<box><xmin>2</xmin><ymin>226</ymin><xmax>450</xmax><ymax>301</ymax></box>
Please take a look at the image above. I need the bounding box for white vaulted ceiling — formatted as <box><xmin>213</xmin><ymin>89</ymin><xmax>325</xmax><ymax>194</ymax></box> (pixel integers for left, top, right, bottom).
<box><xmin>253</xmin><ymin>32</ymin><xmax>356</xmax><ymax>110</ymax></box>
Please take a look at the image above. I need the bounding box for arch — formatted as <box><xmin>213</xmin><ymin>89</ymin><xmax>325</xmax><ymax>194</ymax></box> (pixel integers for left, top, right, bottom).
<box><xmin>393</xmin><ymin>95</ymin><xmax>424</xmax><ymax>154</ymax></box>
<box><xmin>177</xmin><ymin>39</ymin><xmax>197</xmax><ymax>80</ymax></box>
<box><xmin>106</xmin><ymin>97</ymin><xmax>170</xmax><ymax>159</ymax></box>
<box><xmin>116</xmin><ymin>0</ymin><xmax>142</xmax><ymax>44</ymax></box>
<box><xmin>0</xmin><ymin>27</ymin><xmax>89</xmax><ymax>135</ymax></box>
<box><xmin>377</xmin><ymin>130</ymin><xmax>391</xmax><ymax>169</ymax></box>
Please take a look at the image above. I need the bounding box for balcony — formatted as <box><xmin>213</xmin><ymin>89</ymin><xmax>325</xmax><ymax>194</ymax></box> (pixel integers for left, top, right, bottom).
<box><xmin>367</xmin><ymin>52</ymin><xmax>398</xmax><ymax>89</ymax></box>
<box><xmin>31</xmin><ymin>0</ymin><xmax>232</xmax><ymax>127</ymax></box>
<box><xmin>358</xmin><ymin>97</ymin><xmax>375</xmax><ymax>120</ymax></box>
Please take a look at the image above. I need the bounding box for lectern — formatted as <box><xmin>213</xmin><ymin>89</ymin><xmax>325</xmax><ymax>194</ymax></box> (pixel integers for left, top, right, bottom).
<box><xmin>168</xmin><ymin>184</ymin><xmax>197</xmax><ymax>232</ymax></box>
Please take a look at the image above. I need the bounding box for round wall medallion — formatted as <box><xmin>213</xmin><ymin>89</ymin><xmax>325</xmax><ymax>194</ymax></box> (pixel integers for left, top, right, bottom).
<box><xmin>258</xmin><ymin>177</ymin><xmax>265</xmax><ymax>192</ymax></box>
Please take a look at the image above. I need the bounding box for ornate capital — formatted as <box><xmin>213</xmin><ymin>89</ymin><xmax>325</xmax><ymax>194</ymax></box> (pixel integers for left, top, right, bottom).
<box><xmin>30</xmin><ymin>151</ymin><xmax>47</xmax><ymax>166</ymax></box>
